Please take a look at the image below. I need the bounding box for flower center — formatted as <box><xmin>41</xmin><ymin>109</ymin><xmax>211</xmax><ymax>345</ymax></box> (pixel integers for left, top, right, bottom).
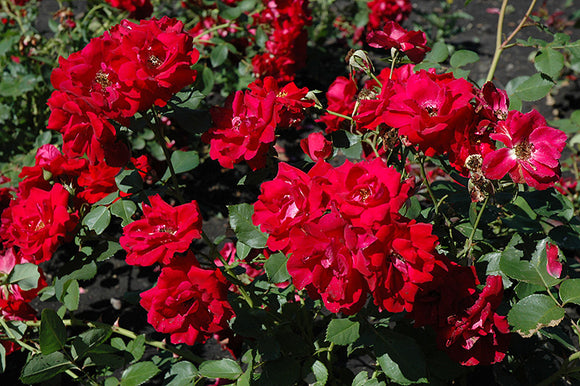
<box><xmin>95</xmin><ymin>70</ymin><xmax>111</xmax><ymax>89</ymax></box>
<box><xmin>424</xmin><ymin>104</ymin><xmax>438</xmax><ymax>117</ymax></box>
<box><xmin>514</xmin><ymin>141</ymin><xmax>533</xmax><ymax>161</ymax></box>
<box><xmin>147</xmin><ymin>54</ymin><xmax>162</xmax><ymax>68</ymax></box>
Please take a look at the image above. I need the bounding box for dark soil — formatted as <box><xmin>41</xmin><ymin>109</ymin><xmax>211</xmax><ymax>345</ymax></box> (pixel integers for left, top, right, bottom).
<box><xmin>3</xmin><ymin>0</ymin><xmax>580</xmax><ymax>385</ymax></box>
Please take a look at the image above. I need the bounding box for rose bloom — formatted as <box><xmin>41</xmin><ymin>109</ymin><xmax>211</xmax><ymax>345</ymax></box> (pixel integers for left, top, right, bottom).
<box><xmin>247</xmin><ymin>77</ymin><xmax>314</xmax><ymax>129</ymax></box>
<box><xmin>203</xmin><ymin>90</ymin><xmax>278</xmax><ymax>170</ymax></box>
<box><xmin>140</xmin><ymin>254</ymin><xmax>234</xmax><ymax>345</ymax></box>
<box><xmin>482</xmin><ymin>109</ymin><xmax>567</xmax><ymax>189</ymax></box>
<box><xmin>437</xmin><ymin>275</ymin><xmax>510</xmax><ymax>366</ymax></box>
<box><xmin>76</xmin><ymin>161</ymin><xmax>122</xmax><ymax>204</ymax></box>
<box><xmin>367</xmin><ymin>21</ymin><xmax>430</xmax><ymax>63</ymax></box>
<box><xmin>120</xmin><ymin>195</ymin><xmax>203</xmax><ymax>266</ymax></box>
<box><xmin>0</xmin><ymin>184</ymin><xmax>78</xmax><ymax>264</ymax></box>
<box><xmin>253</xmin><ymin>162</ymin><xmax>332</xmax><ymax>253</ymax></box>
<box><xmin>383</xmin><ymin>70</ymin><xmax>475</xmax><ymax>157</ymax></box>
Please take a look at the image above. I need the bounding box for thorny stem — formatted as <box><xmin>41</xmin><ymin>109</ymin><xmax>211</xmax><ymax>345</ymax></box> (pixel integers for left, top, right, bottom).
<box><xmin>419</xmin><ymin>156</ymin><xmax>439</xmax><ymax>214</ymax></box>
<box><xmin>460</xmin><ymin>195</ymin><xmax>489</xmax><ymax>263</ymax></box>
<box><xmin>151</xmin><ymin>108</ymin><xmax>185</xmax><ymax>205</ymax></box>
<box><xmin>486</xmin><ymin>0</ymin><xmax>538</xmax><ymax>82</ymax></box>
<box><xmin>369</xmin><ymin>72</ymin><xmax>383</xmax><ymax>89</ymax></box>
<box><xmin>324</xmin><ymin>109</ymin><xmax>354</xmax><ymax>121</ymax></box>
<box><xmin>189</xmin><ymin>22</ymin><xmax>240</xmax><ymax>41</ymax></box>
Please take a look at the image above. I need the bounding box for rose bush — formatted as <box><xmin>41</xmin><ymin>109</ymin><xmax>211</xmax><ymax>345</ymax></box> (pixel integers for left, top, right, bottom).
<box><xmin>0</xmin><ymin>0</ymin><xmax>580</xmax><ymax>385</ymax></box>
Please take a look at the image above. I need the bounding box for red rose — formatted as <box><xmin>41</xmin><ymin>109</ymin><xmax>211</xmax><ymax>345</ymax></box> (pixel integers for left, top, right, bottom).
<box><xmin>482</xmin><ymin>109</ymin><xmax>567</xmax><ymax>189</ymax></box>
<box><xmin>203</xmin><ymin>90</ymin><xmax>278</xmax><ymax>170</ymax></box>
<box><xmin>367</xmin><ymin>21</ymin><xmax>430</xmax><ymax>63</ymax></box>
<box><xmin>437</xmin><ymin>276</ymin><xmax>510</xmax><ymax>366</ymax></box>
<box><xmin>77</xmin><ymin>161</ymin><xmax>122</xmax><ymax>204</ymax></box>
<box><xmin>120</xmin><ymin>195</ymin><xmax>203</xmax><ymax>266</ymax></box>
<box><xmin>0</xmin><ymin>184</ymin><xmax>78</xmax><ymax>264</ymax></box>
<box><xmin>140</xmin><ymin>254</ymin><xmax>234</xmax><ymax>345</ymax></box>
<box><xmin>383</xmin><ymin>70</ymin><xmax>475</xmax><ymax>157</ymax></box>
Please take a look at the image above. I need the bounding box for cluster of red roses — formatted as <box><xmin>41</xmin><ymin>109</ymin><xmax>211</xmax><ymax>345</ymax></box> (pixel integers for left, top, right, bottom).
<box><xmin>252</xmin><ymin>159</ymin><xmax>510</xmax><ymax>365</ymax></box>
<box><xmin>202</xmin><ymin>76</ymin><xmax>314</xmax><ymax>170</ymax></box>
<box><xmin>187</xmin><ymin>0</ymin><xmax>311</xmax><ymax>82</ymax></box>
<box><xmin>0</xmin><ymin>17</ymin><xmax>220</xmax><ymax>353</ymax></box>
<box><xmin>320</xmin><ymin>61</ymin><xmax>567</xmax><ymax>190</ymax></box>
<box><xmin>119</xmin><ymin>195</ymin><xmax>234</xmax><ymax>346</ymax></box>
<box><xmin>48</xmin><ymin>16</ymin><xmax>200</xmax><ymax>166</ymax></box>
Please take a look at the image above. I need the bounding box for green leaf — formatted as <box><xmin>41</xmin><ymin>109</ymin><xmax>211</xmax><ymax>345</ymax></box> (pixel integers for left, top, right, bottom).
<box><xmin>115</xmin><ymin>169</ymin><xmax>143</xmax><ymax>194</ymax></box>
<box><xmin>8</xmin><ymin>263</ymin><xmax>41</xmax><ymax>291</ymax></box>
<box><xmin>0</xmin><ymin>343</ymin><xmax>5</xmax><ymax>374</ymax></box>
<box><xmin>199</xmin><ymin>359</ymin><xmax>242</xmax><ymax>380</ymax></box>
<box><xmin>165</xmin><ymin>361</ymin><xmax>198</xmax><ymax>386</ymax></box>
<box><xmin>71</xmin><ymin>327</ymin><xmax>112</xmax><ymax>360</ymax></box>
<box><xmin>521</xmin><ymin>189</ymin><xmax>574</xmax><ymax>222</ymax></box>
<box><xmin>534</xmin><ymin>49</ymin><xmax>564</xmax><ymax>78</ymax></box>
<box><xmin>512</xmin><ymin>73</ymin><xmax>554</xmax><ymax>101</ymax></box>
<box><xmin>559</xmin><ymin>279</ymin><xmax>580</xmax><ymax>305</ymax></box>
<box><xmin>449</xmin><ymin>50</ymin><xmax>479</xmax><ymax>67</ymax></box>
<box><xmin>326</xmin><ymin>319</ymin><xmax>360</xmax><ymax>345</ymax></box>
<box><xmin>20</xmin><ymin>352</ymin><xmax>74</xmax><ymax>384</ymax></box>
<box><xmin>499</xmin><ymin>237</ymin><xmax>560</xmax><ymax>287</ymax></box>
<box><xmin>373</xmin><ymin>328</ymin><xmax>428</xmax><ymax>385</ymax></box>
<box><xmin>508</xmin><ymin>294</ymin><xmax>565</xmax><ymax>337</ymax></box>
<box><xmin>228</xmin><ymin>204</ymin><xmax>268</xmax><ymax>248</ymax></box>
<box><xmin>425</xmin><ymin>41</ymin><xmax>448</xmax><ymax>63</ymax></box>
<box><xmin>264</xmin><ymin>252</ymin><xmax>290</xmax><ymax>283</ymax></box>
<box><xmin>110</xmin><ymin>199</ymin><xmax>137</xmax><ymax>226</ymax></box>
<box><xmin>120</xmin><ymin>362</ymin><xmax>160</xmax><ymax>386</ymax></box>
<box><xmin>201</xmin><ymin>66</ymin><xmax>215</xmax><ymax>95</ymax></box>
<box><xmin>39</xmin><ymin>309</ymin><xmax>67</xmax><ymax>355</ymax></box>
<box><xmin>0</xmin><ymin>75</ymin><xmax>41</xmax><ymax>97</ymax></box>
<box><xmin>352</xmin><ymin>372</ymin><xmax>385</xmax><ymax>386</ymax></box>
<box><xmin>210</xmin><ymin>44</ymin><xmax>229</xmax><ymax>67</ymax></box>
<box><xmin>126</xmin><ymin>334</ymin><xmax>146</xmax><ymax>362</ymax></box>
<box><xmin>312</xmin><ymin>360</ymin><xmax>328</xmax><ymax>386</ymax></box>
<box><xmin>162</xmin><ymin>150</ymin><xmax>200</xmax><ymax>180</ymax></box>
<box><xmin>82</xmin><ymin>205</ymin><xmax>111</xmax><ymax>235</ymax></box>
<box><xmin>62</xmin><ymin>279</ymin><xmax>80</xmax><ymax>311</ymax></box>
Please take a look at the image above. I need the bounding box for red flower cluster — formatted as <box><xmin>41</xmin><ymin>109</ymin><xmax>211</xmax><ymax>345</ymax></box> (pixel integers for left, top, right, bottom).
<box><xmin>140</xmin><ymin>254</ymin><xmax>234</xmax><ymax>345</ymax></box>
<box><xmin>367</xmin><ymin>0</ymin><xmax>412</xmax><ymax>29</ymax></box>
<box><xmin>203</xmin><ymin>77</ymin><xmax>313</xmax><ymax>169</ymax></box>
<box><xmin>250</xmin><ymin>0</ymin><xmax>311</xmax><ymax>82</ymax></box>
<box><xmin>254</xmin><ymin>159</ymin><xmax>446</xmax><ymax>314</ymax></box>
<box><xmin>120</xmin><ymin>195</ymin><xmax>235</xmax><ymax>345</ymax></box>
<box><xmin>254</xmin><ymin>159</ymin><xmax>511</xmax><ymax>363</ymax></box>
<box><xmin>320</xmin><ymin>63</ymin><xmax>566</xmax><ymax>189</ymax></box>
<box><xmin>48</xmin><ymin>16</ymin><xmax>199</xmax><ymax>164</ymax></box>
<box><xmin>104</xmin><ymin>0</ymin><xmax>153</xmax><ymax>19</ymax></box>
